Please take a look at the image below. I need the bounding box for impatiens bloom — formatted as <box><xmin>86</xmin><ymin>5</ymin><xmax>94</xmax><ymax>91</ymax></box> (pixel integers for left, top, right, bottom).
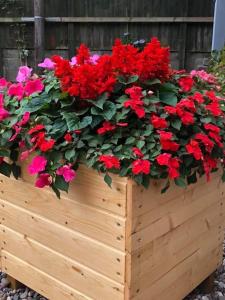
<box><xmin>195</xmin><ymin>133</ymin><xmax>214</xmax><ymax>153</ymax></box>
<box><xmin>17</xmin><ymin>112</ymin><xmax>30</xmax><ymax>126</ymax></box>
<box><xmin>28</xmin><ymin>155</ymin><xmax>47</xmax><ymax>175</ymax></box>
<box><xmin>0</xmin><ymin>78</ymin><xmax>8</xmax><ymax>90</ymax></box>
<box><xmin>178</xmin><ymin>76</ymin><xmax>194</xmax><ymax>92</ymax></box>
<box><xmin>35</xmin><ymin>173</ymin><xmax>51</xmax><ymax>188</ymax></box>
<box><xmin>204</xmin><ymin>123</ymin><xmax>220</xmax><ymax>133</ymax></box>
<box><xmin>132</xmin><ymin>147</ymin><xmax>144</xmax><ymax>158</ymax></box>
<box><xmin>186</xmin><ymin>140</ymin><xmax>202</xmax><ymax>160</ymax></box>
<box><xmin>203</xmin><ymin>156</ymin><xmax>218</xmax><ymax>181</ymax></box>
<box><xmin>28</xmin><ymin>124</ymin><xmax>45</xmax><ymax>135</ymax></box>
<box><xmin>16</xmin><ymin>66</ymin><xmax>32</xmax><ymax>82</ymax></box>
<box><xmin>64</xmin><ymin>133</ymin><xmax>73</xmax><ymax>142</ymax></box>
<box><xmin>151</xmin><ymin>115</ymin><xmax>168</xmax><ymax>129</ymax></box>
<box><xmin>24</xmin><ymin>79</ymin><xmax>44</xmax><ymax>96</ymax></box>
<box><xmin>158</xmin><ymin>130</ymin><xmax>180</xmax><ymax>151</ymax></box>
<box><xmin>156</xmin><ymin>153</ymin><xmax>172</xmax><ymax>166</ymax></box>
<box><xmin>124</xmin><ymin>86</ymin><xmax>145</xmax><ymax>118</ymax></box>
<box><xmin>156</xmin><ymin>153</ymin><xmax>180</xmax><ymax>179</ymax></box>
<box><xmin>99</xmin><ymin>155</ymin><xmax>120</xmax><ymax>169</ymax></box>
<box><xmin>132</xmin><ymin>159</ymin><xmax>150</xmax><ymax>175</ymax></box>
<box><xmin>38</xmin><ymin>58</ymin><xmax>55</xmax><ymax>70</ymax></box>
<box><xmin>97</xmin><ymin>121</ymin><xmax>116</xmax><ymax>135</ymax></box>
<box><xmin>190</xmin><ymin>70</ymin><xmax>216</xmax><ymax>84</ymax></box>
<box><xmin>9</xmin><ymin>125</ymin><xmax>21</xmax><ymax>141</ymax></box>
<box><xmin>0</xmin><ymin>107</ymin><xmax>10</xmax><ymax>121</ymax></box>
<box><xmin>38</xmin><ymin>138</ymin><xmax>55</xmax><ymax>152</ymax></box>
<box><xmin>8</xmin><ymin>83</ymin><xmax>24</xmax><ymax>100</ymax></box>
<box><xmin>56</xmin><ymin>165</ymin><xmax>76</xmax><ymax>182</ymax></box>
<box><xmin>192</xmin><ymin>92</ymin><xmax>204</xmax><ymax>104</ymax></box>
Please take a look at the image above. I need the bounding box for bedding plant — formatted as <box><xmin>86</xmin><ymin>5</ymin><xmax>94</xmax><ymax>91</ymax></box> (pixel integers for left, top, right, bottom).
<box><xmin>0</xmin><ymin>37</ymin><xmax>225</xmax><ymax>197</ymax></box>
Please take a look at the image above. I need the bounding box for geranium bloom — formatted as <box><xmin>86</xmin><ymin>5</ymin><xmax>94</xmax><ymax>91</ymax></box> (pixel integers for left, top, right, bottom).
<box><xmin>28</xmin><ymin>155</ymin><xmax>47</xmax><ymax>175</ymax></box>
<box><xmin>99</xmin><ymin>155</ymin><xmax>120</xmax><ymax>169</ymax></box>
<box><xmin>178</xmin><ymin>76</ymin><xmax>194</xmax><ymax>92</ymax></box>
<box><xmin>16</xmin><ymin>66</ymin><xmax>32</xmax><ymax>82</ymax></box>
<box><xmin>38</xmin><ymin>58</ymin><xmax>55</xmax><ymax>70</ymax></box>
<box><xmin>35</xmin><ymin>173</ymin><xmax>51</xmax><ymax>188</ymax></box>
<box><xmin>132</xmin><ymin>147</ymin><xmax>144</xmax><ymax>158</ymax></box>
<box><xmin>56</xmin><ymin>165</ymin><xmax>76</xmax><ymax>182</ymax></box>
<box><xmin>8</xmin><ymin>83</ymin><xmax>24</xmax><ymax>100</ymax></box>
<box><xmin>97</xmin><ymin>121</ymin><xmax>116</xmax><ymax>135</ymax></box>
<box><xmin>151</xmin><ymin>115</ymin><xmax>168</xmax><ymax>129</ymax></box>
<box><xmin>186</xmin><ymin>140</ymin><xmax>202</xmax><ymax>160</ymax></box>
<box><xmin>132</xmin><ymin>159</ymin><xmax>150</xmax><ymax>175</ymax></box>
<box><xmin>24</xmin><ymin>79</ymin><xmax>44</xmax><ymax>96</ymax></box>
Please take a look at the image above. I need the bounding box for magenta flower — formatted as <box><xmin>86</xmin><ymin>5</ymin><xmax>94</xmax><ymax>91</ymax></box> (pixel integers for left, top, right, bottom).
<box><xmin>38</xmin><ymin>58</ymin><xmax>55</xmax><ymax>70</ymax></box>
<box><xmin>0</xmin><ymin>78</ymin><xmax>9</xmax><ymax>91</ymax></box>
<box><xmin>24</xmin><ymin>79</ymin><xmax>44</xmax><ymax>96</ymax></box>
<box><xmin>56</xmin><ymin>165</ymin><xmax>76</xmax><ymax>182</ymax></box>
<box><xmin>0</xmin><ymin>107</ymin><xmax>10</xmax><ymax>121</ymax></box>
<box><xmin>9</xmin><ymin>125</ymin><xmax>21</xmax><ymax>141</ymax></box>
<box><xmin>8</xmin><ymin>83</ymin><xmax>24</xmax><ymax>101</ymax></box>
<box><xmin>18</xmin><ymin>112</ymin><xmax>30</xmax><ymax>126</ymax></box>
<box><xmin>28</xmin><ymin>155</ymin><xmax>47</xmax><ymax>175</ymax></box>
<box><xmin>0</xmin><ymin>94</ymin><xmax>4</xmax><ymax>107</ymax></box>
<box><xmin>16</xmin><ymin>66</ymin><xmax>32</xmax><ymax>83</ymax></box>
<box><xmin>35</xmin><ymin>173</ymin><xmax>51</xmax><ymax>188</ymax></box>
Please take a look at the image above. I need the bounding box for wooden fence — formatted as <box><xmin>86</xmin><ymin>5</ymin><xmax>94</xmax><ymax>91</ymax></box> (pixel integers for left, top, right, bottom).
<box><xmin>0</xmin><ymin>0</ymin><xmax>215</xmax><ymax>80</ymax></box>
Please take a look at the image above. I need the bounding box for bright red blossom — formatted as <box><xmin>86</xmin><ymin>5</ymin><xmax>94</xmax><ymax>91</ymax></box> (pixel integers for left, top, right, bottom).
<box><xmin>132</xmin><ymin>159</ymin><xmax>150</xmax><ymax>175</ymax></box>
<box><xmin>178</xmin><ymin>76</ymin><xmax>194</xmax><ymax>92</ymax></box>
<box><xmin>132</xmin><ymin>147</ymin><xmax>144</xmax><ymax>158</ymax></box>
<box><xmin>151</xmin><ymin>115</ymin><xmax>168</xmax><ymax>129</ymax></box>
<box><xmin>99</xmin><ymin>155</ymin><xmax>120</xmax><ymax>169</ymax></box>
<box><xmin>186</xmin><ymin>140</ymin><xmax>202</xmax><ymax>160</ymax></box>
<box><xmin>97</xmin><ymin>121</ymin><xmax>116</xmax><ymax>135</ymax></box>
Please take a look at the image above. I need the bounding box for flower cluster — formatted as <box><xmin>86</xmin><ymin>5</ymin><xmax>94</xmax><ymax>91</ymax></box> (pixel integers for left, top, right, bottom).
<box><xmin>0</xmin><ymin>37</ymin><xmax>225</xmax><ymax>197</ymax></box>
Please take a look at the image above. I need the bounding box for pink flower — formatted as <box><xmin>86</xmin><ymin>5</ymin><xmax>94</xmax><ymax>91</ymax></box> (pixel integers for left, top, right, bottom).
<box><xmin>90</xmin><ymin>54</ymin><xmax>100</xmax><ymax>64</ymax></box>
<box><xmin>38</xmin><ymin>58</ymin><xmax>55</xmax><ymax>70</ymax></box>
<box><xmin>20</xmin><ymin>150</ymin><xmax>30</xmax><ymax>161</ymax></box>
<box><xmin>70</xmin><ymin>56</ymin><xmax>77</xmax><ymax>66</ymax></box>
<box><xmin>56</xmin><ymin>165</ymin><xmax>76</xmax><ymax>182</ymax></box>
<box><xmin>0</xmin><ymin>94</ymin><xmax>4</xmax><ymax>107</ymax></box>
<box><xmin>35</xmin><ymin>173</ymin><xmax>51</xmax><ymax>188</ymax></box>
<box><xmin>24</xmin><ymin>79</ymin><xmax>44</xmax><ymax>96</ymax></box>
<box><xmin>9</xmin><ymin>125</ymin><xmax>21</xmax><ymax>141</ymax></box>
<box><xmin>0</xmin><ymin>78</ymin><xmax>9</xmax><ymax>91</ymax></box>
<box><xmin>8</xmin><ymin>83</ymin><xmax>24</xmax><ymax>100</ymax></box>
<box><xmin>16</xmin><ymin>66</ymin><xmax>32</xmax><ymax>82</ymax></box>
<box><xmin>190</xmin><ymin>70</ymin><xmax>216</xmax><ymax>84</ymax></box>
<box><xmin>0</xmin><ymin>107</ymin><xmax>10</xmax><ymax>121</ymax></box>
<box><xmin>28</xmin><ymin>155</ymin><xmax>47</xmax><ymax>175</ymax></box>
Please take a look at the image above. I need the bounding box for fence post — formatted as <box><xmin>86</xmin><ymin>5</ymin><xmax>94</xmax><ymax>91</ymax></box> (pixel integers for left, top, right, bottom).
<box><xmin>34</xmin><ymin>0</ymin><xmax>45</xmax><ymax>71</ymax></box>
<box><xmin>68</xmin><ymin>0</ymin><xmax>76</xmax><ymax>58</ymax></box>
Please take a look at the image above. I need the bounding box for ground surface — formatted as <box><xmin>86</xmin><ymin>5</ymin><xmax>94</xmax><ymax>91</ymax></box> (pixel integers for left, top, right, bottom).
<box><xmin>0</xmin><ymin>243</ymin><xmax>225</xmax><ymax>300</ymax></box>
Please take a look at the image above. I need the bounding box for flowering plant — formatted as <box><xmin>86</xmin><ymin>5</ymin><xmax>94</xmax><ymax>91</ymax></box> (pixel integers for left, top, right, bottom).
<box><xmin>0</xmin><ymin>38</ymin><xmax>225</xmax><ymax>197</ymax></box>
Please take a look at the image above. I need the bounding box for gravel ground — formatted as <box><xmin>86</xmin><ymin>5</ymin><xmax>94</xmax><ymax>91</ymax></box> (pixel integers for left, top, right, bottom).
<box><xmin>0</xmin><ymin>242</ymin><xmax>225</xmax><ymax>300</ymax></box>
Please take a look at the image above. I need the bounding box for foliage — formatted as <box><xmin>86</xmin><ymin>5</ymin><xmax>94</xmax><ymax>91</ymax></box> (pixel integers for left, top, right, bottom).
<box><xmin>0</xmin><ymin>38</ymin><xmax>225</xmax><ymax>197</ymax></box>
<box><xmin>208</xmin><ymin>47</ymin><xmax>225</xmax><ymax>94</ymax></box>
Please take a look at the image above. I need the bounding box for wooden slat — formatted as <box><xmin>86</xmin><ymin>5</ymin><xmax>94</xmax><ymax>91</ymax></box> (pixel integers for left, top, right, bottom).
<box><xmin>19</xmin><ymin>163</ymin><xmax>128</xmax><ymax>216</ymax></box>
<box><xmin>0</xmin><ymin>175</ymin><xmax>126</xmax><ymax>249</ymax></box>
<box><xmin>1</xmin><ymin>226</ymin><xmax>124</xmax><ymax>300</ymax></box>
<box><xmin>0</xmin><ymin>17</ymin><xmax>214</xmax><ymax>23</ymax></box>
<box><xmin>0</xmin><ymin>199</ymin><xmax>125</xmax><ymax>283</ymax></box>
<box><xmin>1</xmin><ymin>251</ymin><xmax>92</xmax><ymax>300</ymax></box>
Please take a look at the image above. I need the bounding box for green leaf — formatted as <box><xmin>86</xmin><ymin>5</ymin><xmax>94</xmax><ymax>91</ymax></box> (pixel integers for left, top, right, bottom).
<box><xmin>159</xmin><ymin>92</ymin><xmax>178</xmax><ymax>106</ymax></box>
<box><xmin>144</xmin><ymin>78</ymin><xmax>161</xmax><ymax>85</ymax></box>
<box><xmin>174</xmin><ymin>177</ymin><xmax>187</xmax><ymax>188</ymax></box>
<box><xmin>65</xmin><ymin>149</ymin><xmax>75</xmax><ymax>161</ymax></box>
<box><xmin>104</xmin><ymin>174</ymin><xmax>112</xmax><ymax>187</ymax></box>
<box><xmin>62</xmin><ymin>112</ymin><xmax>79</xmax><ymax>131</ymax></box>
<box><xmin>171</xmin><ymin>119</ymin><xmax>182</xmax><ymax>130</ymax></box>
<box><xmin>0</xmin><ymin>161</ymin><xmax>11</xmax><ymax>177</ymax></box>
<box><xmin>187</xmin><ymin>172</ymin><xmax>197</xmax><ymax>185</ymax></box>
<box><xmin>118</xmin><ymin>75</ymin><xmax>139</xmax><ymax>85</ymax></box>
<box><xmin>101</xmin><ymin>144</ymin><xmax>112</xmax><ymax>150</ymax></box>
<box><xmin>103</xmin><ymin>102</ymin><xmax>116</xmax><ymax>120</ymax></box>
<box><xmin>51</xmin><ymin>184</ymin><xmax>61</xmax><ymax>199</ymax></box>
<box><xmin>54</xmin><ymin>175</ymin><xmax>69</xmax><ymax>192</ymax></box>
<box><xmin>0</xmin><ymin>149</ymin><xmax>10</xmax><ymax>157</ymax></box>
<box><xmin>11</xmin><ymin>163</ymin><xmax>21</xmax><ymax>179</ymax></box>
<box><xmin>22</xmin><ymin>93</ymin><xmax>52</xmax><ymax>113</ymax></box>
<box><xmin>125</xmin><ymin>137</ymin><xmax>136</xmax><ymax>144</ymax></box>
<box><xmin>137</xmin><ymin>140</ymin><xmax>145</xmax><ymax>149</ymax></box>
<box><xmin>78</xmin><ymin>116</ymin><xmax>92</xmax><ymax>129</ymax></box>
<box><xmin>161</xmin><ymin>180</ymin><xmax>170</xmax><ymax>194</ymax></box>
<box><xmin>89</xmin><ymin>93</ymin><xmax>108</xmax><ymax>109</ymax></box>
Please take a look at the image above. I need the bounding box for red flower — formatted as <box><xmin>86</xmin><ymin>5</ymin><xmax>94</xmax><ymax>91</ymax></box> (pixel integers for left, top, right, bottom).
<box><xmin>38</xmin><ymin>138</ymin><xmax>55</xmax><ymax>152</ymax></box>
<box><xmin>97</xmin><ymin>121</ymin><xmax>116</xmax><ymax>135</ymax></box>
<box><xmin>124</xmin><ymin>86</ymin><xmax>145</xmax><ymax>118</ymax></box>
<box><xmin>28</xmin><ymin>124</ymin><xmax>45</xmax><ymax>135</ymax></box>
<box><xmin>158</xmin><ymin>130</ymin><xmax>180</xmax><ymax>151</ymax></box>
<box><xmin>164</xmin><ymin>106</ymin><xmax>177</xmax><ymax>115</ymax></box>
<box><xmin>186</xmin><ymin>140</ymin><xmax>202</xmax><ymax>160</ymax></box>
<box><xmin>99</xmin><ymin>155</ymin><xmax>120</xmax><ymax>169</ymax></box>
<box><xmin>178</xmin><ymin>98</ymin><xmax>196</xmax><ymax>112</ymax></box>
<box><xmin>156</xmin><ymin>153</ymin><xmax>180</xmax><ymax>179</ymax></box>
<box><xmin>132</xmin><ymin>147</ymin><xmax>144</xmax><ymax>158</ymax></box>
<box><xmin>195</xmin><ymin>133</ymin><xmax>214</xmax><ymax>153</ymax></box>
<box><xmin>132</xmin><ymin>159</ymin><xmax>150</xmax><ymax>175</ymax></box>
<box><xmin>74</xmin><ymin>130</ymin><xmax>82</xmax><ymax>134</ymax></box>
<box><xmin>64</xmin><ymin>133</ymin><xmax>73</xmax><ymax>142</ymax></box>
<box><xmin>206</xmin><ymin>102</ymin><xmax>222</xmax><ymax>117</ymax></box>
<box><xmin>205</xmin><ymin>90</ymin><xmax>218</xmax><ymax>102</ymax></box>
<box><xmin>151</xmin><ymin>115</ymin><xmax>168</xmax><ymax>129</ymax></box>
<box><xmin>208</xmin><ymin>131</ymin><xmax>223</xmax><ymax>147</ymax></box>
<box><xmin>204</xmin><ymin>123</ymin><xmax>220</xmax><ymax>134</ymax></box>
<box><xmin>178</xmin><ymin>76</ymin><xmax>194</xmax><ymax>92</ymax></box>
<box><xmin>176</xmin><ymin>108</ymin><xmax>194</xmax><ymax>125</ymax></box>
<box><xmin>192</xmin><ymin>92</ymin><xmax>204</xmax><ymax>104</ymax></box>
<box><xmin>117</xmin><ymin>122</ymin><xmax>128</xmax><ymax>127</ymax></box>
<box><xmin>203</xmin><ymin>155</ymin><xmax>217</xmax><ymax>181</ymax></box>
<box><xmin>76</xmin><ymin>44</ymin><xmax>90</xmax><ymax>65</ymax></box>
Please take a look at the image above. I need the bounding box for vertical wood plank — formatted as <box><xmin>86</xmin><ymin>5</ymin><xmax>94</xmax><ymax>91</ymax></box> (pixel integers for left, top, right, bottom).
<box><xmin>0</xmin><ymin>48</ymin><xmax>3</xmax><ymax>77</ymax></box>
<box><xmin>179</xmin><ymin>0</ymin><xmax>189</xmax><ymax>69</ymax></box>
<box><xmin>34</xmin><ymin>0</ymin><xmax>45</xmax><ymax>70</ymax></box>
<box><xmin>68</xmin><ymin>0</ymin><xmax>76</xmax><ymax>58</ymax></box>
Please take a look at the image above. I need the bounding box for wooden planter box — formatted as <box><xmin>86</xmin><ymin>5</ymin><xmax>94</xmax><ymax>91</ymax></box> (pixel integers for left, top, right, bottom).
<box><xmin>0</xmin><ymin>165</ymin><xmax>224</xmax><ymax>300</ymax></box>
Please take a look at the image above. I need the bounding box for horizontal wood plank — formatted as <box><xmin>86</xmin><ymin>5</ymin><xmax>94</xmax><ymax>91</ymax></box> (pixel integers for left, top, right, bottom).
<box><xmin>1</xmin><ymin>226</ymin><xmax>124</xmax><ymax>300</ymax></box>
<box><xmin>0</xmin><ymin>175</ymin><xmax>126</xmax><ymax>249</ymax></box>
<box><xmin>1</xmin><ymin>251</ymin><xmax>92</xmax><ymax>300</ymax></box>
<box><xmin>0</xmin><ymin>199</ymin><xmax>125</xmax><ymax>283</ymax></box>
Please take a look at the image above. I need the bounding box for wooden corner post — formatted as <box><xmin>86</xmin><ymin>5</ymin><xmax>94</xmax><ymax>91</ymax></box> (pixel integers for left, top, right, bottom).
<box><xmin>34</xmin><ymin>0</ymin><xmax>45</xmax><ymax>72</ymax></box>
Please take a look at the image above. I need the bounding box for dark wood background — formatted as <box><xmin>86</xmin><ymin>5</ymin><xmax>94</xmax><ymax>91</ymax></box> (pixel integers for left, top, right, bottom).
<box><xmin>0</xmin><ymin>0</ymin><xmax>215</xmax><ymax>80</ymax></box>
